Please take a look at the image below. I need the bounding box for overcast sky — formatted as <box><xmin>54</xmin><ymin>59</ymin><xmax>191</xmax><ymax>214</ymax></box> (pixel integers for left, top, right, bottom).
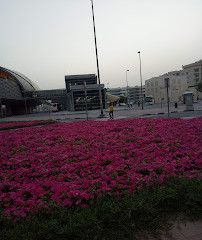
<box><xmin>0</xmin><ymin>0</ymin><xmax>202</xmax><ymax>90</ymax></box>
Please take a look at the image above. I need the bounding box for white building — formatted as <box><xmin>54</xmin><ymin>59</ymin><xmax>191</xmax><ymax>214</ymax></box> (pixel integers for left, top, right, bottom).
<box><xmin>145</xmin><ymin>71</ymin><xmax>188</xmax><ymax>104</ymax></box>
<box><xmin>145</xmin><ymin>60</ymin><xmax>202</xmax><ymax>103</ymax></box>
<box><xmin>182</xmin><ymin>60</ymin><xmax>202</xmax><ymax>100</ymax></box>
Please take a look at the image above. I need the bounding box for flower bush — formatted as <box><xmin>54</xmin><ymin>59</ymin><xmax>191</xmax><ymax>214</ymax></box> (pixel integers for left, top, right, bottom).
<box><xmin>0</xmin><ymin>117</ymin><xmax>201</xmax><ymax>221</ymax></box>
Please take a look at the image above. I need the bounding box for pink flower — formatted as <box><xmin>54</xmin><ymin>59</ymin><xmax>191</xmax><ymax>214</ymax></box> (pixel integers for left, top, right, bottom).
<box><xmin>0</xmin><ymin>117</ymin><xmax>201</xmax><ymax>221</ymax></box>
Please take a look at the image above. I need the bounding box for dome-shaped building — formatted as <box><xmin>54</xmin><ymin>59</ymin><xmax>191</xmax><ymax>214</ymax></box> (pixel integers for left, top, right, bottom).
<box><xmin>0</xmin><ymin>66</ymin><xmax>40</xmax><ymax>116</ymax></box>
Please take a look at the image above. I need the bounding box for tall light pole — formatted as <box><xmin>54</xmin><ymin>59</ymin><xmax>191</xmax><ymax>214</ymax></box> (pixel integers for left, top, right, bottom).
<box><xmin>138</xmin><ymin>51</ymin><xmax>144</xmax><ymax>110</ymax></box>
<box><xmin>90</xmin><ymin>0</ymin><xmax>104</xmax><ymax>116</ymax></box>
<box><xmin>126</xmin><ymin>70</ymin><xmax>129</xmax><ymax>107</ymax></box>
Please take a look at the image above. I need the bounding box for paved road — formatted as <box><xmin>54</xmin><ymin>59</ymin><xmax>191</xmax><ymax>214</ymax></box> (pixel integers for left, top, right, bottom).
<box><xmin>1</xmin><ymin>102</ymin><xmax>202</xmax><ymax>122</ymax></box>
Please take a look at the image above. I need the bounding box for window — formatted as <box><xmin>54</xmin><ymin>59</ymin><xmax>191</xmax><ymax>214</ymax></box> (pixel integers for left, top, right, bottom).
<box><xmin>194</xmin><ymin>68</ymin><xmax>199</xmax><ymax>72</ymax></box>
<box><xmin>194</xmin><ymin>73</ymin><xmax>199</xmax><ymax>77</ymax></box>
<box><xmin>155</xmin><ymin>81</ymin><xmax>158</xmax><ymax>86</ymax></box>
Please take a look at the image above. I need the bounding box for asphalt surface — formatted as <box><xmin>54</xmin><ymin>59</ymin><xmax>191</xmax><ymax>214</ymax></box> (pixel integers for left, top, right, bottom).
<box><xmin>1</xmin><ymin>102</ymin><xmax>202</xmax><ymax>122</ymax></box>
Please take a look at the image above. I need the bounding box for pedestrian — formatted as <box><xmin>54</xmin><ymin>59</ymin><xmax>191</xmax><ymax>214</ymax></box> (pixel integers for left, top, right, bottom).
<box><xmin>108</xmin><ymin>103</ymin><xmax>114</xmax><ymax>119</ymax></box>
<box><xmin>174</xmin><ymin>102</ymin><xmax>178</xmax><ymax>108</ymax></box>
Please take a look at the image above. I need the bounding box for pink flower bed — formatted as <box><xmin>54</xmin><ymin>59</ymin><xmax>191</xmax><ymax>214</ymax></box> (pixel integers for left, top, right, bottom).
<box><xmin>0</xmin><ymin>121</ymin><xmax>46</xmax><ymax>130</ymax></box>
<box><xmin>0</xmin><ymin>117</ymin><xmax>201</xmax><ymax>221</ymax></box>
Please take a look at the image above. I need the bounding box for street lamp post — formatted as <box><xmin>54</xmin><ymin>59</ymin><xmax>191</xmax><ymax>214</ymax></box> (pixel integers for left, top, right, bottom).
<box><xmin>126</xmin><ymin>70</ymin><xmax>129</xmax><ymax>107</ymax></box>
<box><xmin>90</xmin><ymin>0</ymin><xmax>104</xmax><ymax>116</ymax></box>
<box><xmin>138</xmin><ymin>51</ymin><xmax>144</xmax><ymax>110</ymax></box>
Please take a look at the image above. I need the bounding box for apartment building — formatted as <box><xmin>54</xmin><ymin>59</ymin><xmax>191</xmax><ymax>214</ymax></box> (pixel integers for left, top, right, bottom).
<box><xmin>145</xmin><ymin>60</ymin><xmax>202</xmax><ymax>103</ymax></box>
<box><xmin>182</xmin><ymin>60</ymin><xmax>202</xmax><ymax>86</ymax></box>
<box><xmin>145</xmin><ymin>72</ymin><xmax>188</xmax><ymax>104</ymax></box>
<box><xmin>182</xmin><ymin>60</ymin><xmax>202</xmax><ymax>100</ymax></box>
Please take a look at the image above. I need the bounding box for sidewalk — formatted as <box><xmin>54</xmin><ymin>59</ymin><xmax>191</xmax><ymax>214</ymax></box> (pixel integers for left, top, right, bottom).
<box><xmin>1</xmin><ymin>102</ymin><xmax>202</xmax><ymax>122</ymax></box>
<box><xmin>139</xmin><ymin>220</ymin><xmax>202</xmax><ymax>240</ymax></box>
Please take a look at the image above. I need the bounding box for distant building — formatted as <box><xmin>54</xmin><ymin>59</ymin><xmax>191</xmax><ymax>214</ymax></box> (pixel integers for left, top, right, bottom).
<box><xmin>108</xmin><ymin>86</ymin><xmax>145</xmax><ymax>104</ymax></box>
<box><xmin>145</xmin><ymin>60</ymin><xmax>202</xmax><ymax>103</ymax></box>
<box><xmin>127</xmin><ymin>86</ymin><xmax>145</xmax><ymax>104</ymax></box>
<box><xmin>0</xmin><ymin>66</ymin><xmax>40</xmax><ymax>116</ymax></box>
<box><xmin>108</xmin><ymin>87</ymin><xmax>126</xmax><ymax>97</ymax></box>
<box><xmin>30</xmin><ymin>89</ymin><xmax>68</xmax><ymax>111</ymax></box>
<box><xmin>0</xmin><ymin>67</ymin><xmax>107</xmax><ymax>116</ymax></box>
<box><xmin>65</xmin><ymin>74</ymin><xmax>106</xmax><ymax>111</ymax></box>
<box><xmin>145</xmin><ymin>72</ymin><xmax>188</xmax><ymax>104</ymax></box>
<box><xmin>182</xmin><ymin>60</ymin><xmax>202</xmax><ymax>100</ymax></box>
